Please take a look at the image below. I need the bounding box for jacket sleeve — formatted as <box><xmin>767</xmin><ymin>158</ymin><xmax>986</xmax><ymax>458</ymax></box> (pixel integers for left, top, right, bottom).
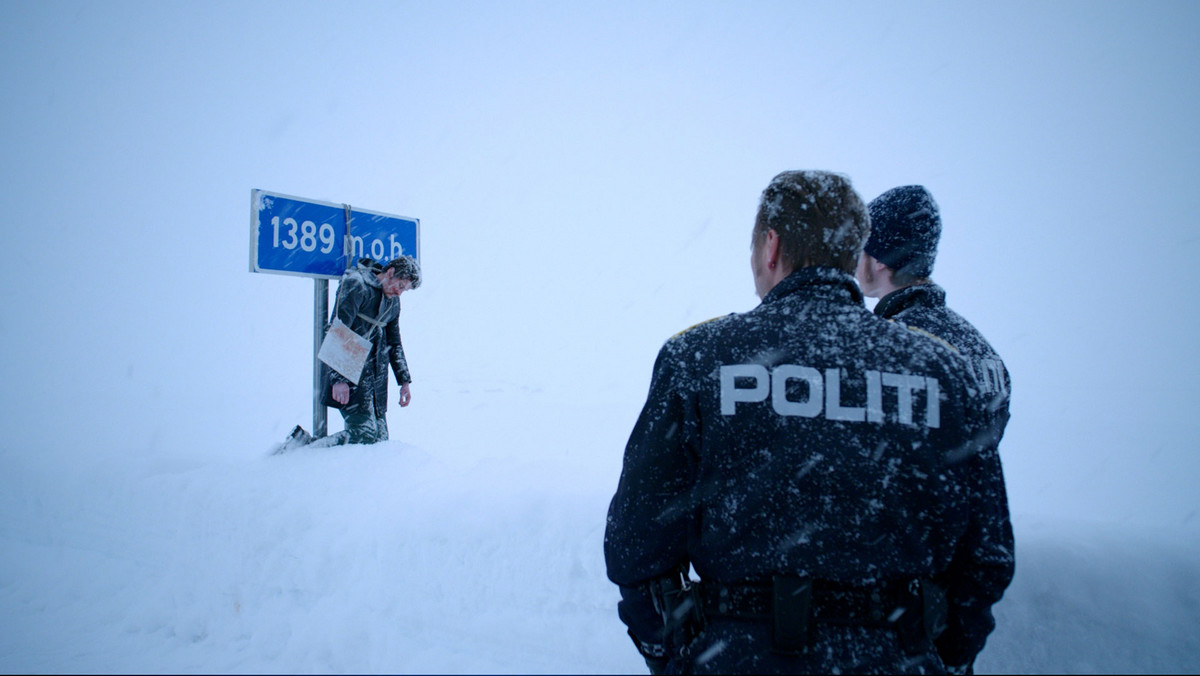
<box><xmin>384</xmin><ymin>312</ymin><xmax>411</xmax><ymax>385</ymax></box>
<box><xmin>604</xmin><ymin>338</ymin><xmax>699</xmax><ymax>645</ymax></box>
<box><xmin>936</xmin><ymin>406</ymin><xmax>1016</xmax><ymax>668</ymax></box>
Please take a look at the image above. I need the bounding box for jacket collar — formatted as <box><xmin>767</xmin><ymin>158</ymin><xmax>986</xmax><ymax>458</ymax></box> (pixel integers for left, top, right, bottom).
<box><xmin>874</xmin><ymin>282</ymin><xmax>946</xmax><ymax>318</ymax></box>
<box><xmin>762</xmin><ymin>266</ymin><xmax>864</xmax><ymax>307</ymax></box>
<box><xmin>355</xmin><ymin>259</ymin><xmax>383</xmax><ymax>289</ymax></box>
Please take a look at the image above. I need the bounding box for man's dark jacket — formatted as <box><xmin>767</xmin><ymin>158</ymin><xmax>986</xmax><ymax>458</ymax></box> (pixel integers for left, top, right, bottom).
<box><xmin>874</xmin><ymin>282</ymin><xmax>1015</xmax><ymax>668</ymax></box>
<box><xmin>328</xmin><ymin>259</ymin><xmax>411</xmax><ymax>413</ymax></box>
<box><xmin>604</xmin><ymin>268</ymin><xmax>1006</xmax><ymax>674</ymax></box>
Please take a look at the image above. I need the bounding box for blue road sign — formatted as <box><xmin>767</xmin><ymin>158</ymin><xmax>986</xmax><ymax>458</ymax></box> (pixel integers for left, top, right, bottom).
<box><xmin>250</xmin><ymin>189</ymin><xmax>420</xmax><ymax>279</ymax></box>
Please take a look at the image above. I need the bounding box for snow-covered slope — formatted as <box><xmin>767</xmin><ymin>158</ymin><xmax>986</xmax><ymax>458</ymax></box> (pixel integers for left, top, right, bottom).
<box><xmin>2</xmin><ymin>384</ymin><xmax>1197</xmax><ymax>674</ymax></box>
<box><xmin>3</xmin><ymin>3</ymin><xmax>1200</xmax><ymax>674</ymax></box>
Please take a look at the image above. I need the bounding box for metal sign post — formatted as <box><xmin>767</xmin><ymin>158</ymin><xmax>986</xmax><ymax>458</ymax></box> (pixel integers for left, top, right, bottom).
<box><xmin>313</xmin><ymin>278</ymin><xmax>329</xmax><ymax>437</ymax></box>
<box><xmin>250</xmin><ymin>189</ymin><xmax>420</xmax><ymax>439</ymax></box>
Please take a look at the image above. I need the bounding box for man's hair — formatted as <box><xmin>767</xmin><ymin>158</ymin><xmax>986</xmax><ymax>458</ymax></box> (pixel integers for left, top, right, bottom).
<box><xmin>383</xmin><ymin>255</ymin><xmax>422</xmax><ymax>289</ymax></box>
<box><xmin>889</xmin><ymin>266</ymin><xmax>926</xmax><ymax>288</ymax></box>
<box><xmin>753</xmin><ymin>170</ymin><xmax>870</xmax><ymax>273</ymax></box>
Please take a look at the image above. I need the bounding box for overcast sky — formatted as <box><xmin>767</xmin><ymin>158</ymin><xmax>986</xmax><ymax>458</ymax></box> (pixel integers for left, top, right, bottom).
<box><xmin>2</xmin><ymin>0</ymin><xmax>1197</xmax><ymax>529</ymax></box>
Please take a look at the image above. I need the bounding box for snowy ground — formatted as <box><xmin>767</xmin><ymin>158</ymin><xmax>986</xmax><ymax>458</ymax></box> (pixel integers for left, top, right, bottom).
<box><xmin>2</xmin><ymin>381</ymin><xmax>1197</xmax><ymax>675</ymax></box>
<box><xmin>3</xmin><ymin>2</ymin><xmax>1200</xmax><ymax>673</ymax></box>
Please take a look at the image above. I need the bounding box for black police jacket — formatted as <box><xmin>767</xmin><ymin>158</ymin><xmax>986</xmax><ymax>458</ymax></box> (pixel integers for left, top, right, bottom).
<box><xmin>605</xmin><ymin>267</ymin><xmax>1003</xmax><ymax>668</ymax></box>
<box><xmin>875</xmin><ymin>282</ymin><xmax>1015</xmax><ymax>667</ymax></box>
<box><xmin>874</xmin><ymin>283</ymin><xmax>1009</xmax><ymax>411</ymax></box>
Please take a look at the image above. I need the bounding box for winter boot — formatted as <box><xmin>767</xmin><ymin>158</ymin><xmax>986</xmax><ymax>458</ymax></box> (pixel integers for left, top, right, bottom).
<box><xmin>271</xmin><ymin>425</ymin><xmax>314</xmax><ymax>455</ymax></box>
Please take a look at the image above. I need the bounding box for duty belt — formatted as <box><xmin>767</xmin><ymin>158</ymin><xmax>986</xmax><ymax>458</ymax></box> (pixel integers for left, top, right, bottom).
<box><xmin>699</xmin><ymin>576</ymin><xmax>946</xmax><ymax>656</ymax></box>
<box><xmin>701</xmin><ymin>577</ymin><xmax>912</xmax><ymax>625</ymax></box>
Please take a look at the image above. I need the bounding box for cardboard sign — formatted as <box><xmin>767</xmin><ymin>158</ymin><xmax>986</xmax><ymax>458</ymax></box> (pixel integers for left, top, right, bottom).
<box><xmin>317</xmin><ymin>318</ymin><xmax>372</xmax><ymax>384</ymax></box>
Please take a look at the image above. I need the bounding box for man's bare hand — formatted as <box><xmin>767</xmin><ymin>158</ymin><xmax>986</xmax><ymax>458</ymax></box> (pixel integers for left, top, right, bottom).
<box><xmin>399</xmin><ymin>383</ymin><xmax>412</xmax><ymax>407</ymax></box>
<box><xmin>332</xmin><ymin>382</ymin><xmax>350</xmax><ymax>405</ymax></box>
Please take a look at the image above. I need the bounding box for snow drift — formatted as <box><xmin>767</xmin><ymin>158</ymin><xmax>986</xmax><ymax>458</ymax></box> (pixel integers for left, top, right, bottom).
<box><xmin>1</xmin><ymin>384</ymin><xmax>1197</xmax><ymax>674</ymax></box>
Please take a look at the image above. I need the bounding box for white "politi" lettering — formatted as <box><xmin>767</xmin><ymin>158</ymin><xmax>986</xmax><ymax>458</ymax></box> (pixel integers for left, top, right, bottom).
<box><xmin>719</xmin><ymin>364</ymin><xmax>940</xmax><ymax>428</ymax></box>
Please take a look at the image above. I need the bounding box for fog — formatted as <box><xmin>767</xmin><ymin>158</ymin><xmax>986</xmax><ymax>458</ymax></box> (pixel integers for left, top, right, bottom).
<box><xmin>1</xmin><ymin>1</ymin><xmax>1198</xmax><ymax>669</ymax></box>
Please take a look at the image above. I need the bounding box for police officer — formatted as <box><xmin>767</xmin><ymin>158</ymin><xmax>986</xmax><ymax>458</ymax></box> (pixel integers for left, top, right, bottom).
<box><xmin>857</xmin><ymin>185</ymin><xmax>1016</xmax><ymax>672</ymax></box>
<box><xmin>604</xmin><ymin>171</ymin><xmax>1009</xmax><ymax>674</ymax></box>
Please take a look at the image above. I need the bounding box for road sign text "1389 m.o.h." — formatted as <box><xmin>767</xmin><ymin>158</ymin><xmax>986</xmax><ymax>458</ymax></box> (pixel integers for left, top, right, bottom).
<box><xmin>249</xmin><ymin>189</ymin><xmax>420</xmax><ymax>279</ymax></box>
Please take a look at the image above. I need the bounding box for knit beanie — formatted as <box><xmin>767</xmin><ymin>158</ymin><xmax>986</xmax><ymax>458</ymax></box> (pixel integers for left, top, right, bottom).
<box><xmin>864</xmin><ymin>185</ymin><xmax>941</xmax><ymax>279</ymax></box>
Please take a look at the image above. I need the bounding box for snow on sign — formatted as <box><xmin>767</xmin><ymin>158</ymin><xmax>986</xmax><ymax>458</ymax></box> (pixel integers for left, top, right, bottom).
<box><xmin>249</xmin><ymin>189</ymin><xmax>420</xmax><ymax>279</ymax></box>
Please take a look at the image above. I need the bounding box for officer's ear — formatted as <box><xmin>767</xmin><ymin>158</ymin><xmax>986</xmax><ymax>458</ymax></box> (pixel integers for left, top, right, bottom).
<box><xmin>760</xmin><ymin>228</ymin><xmax>782</xmax><ymax>268</ymax></box>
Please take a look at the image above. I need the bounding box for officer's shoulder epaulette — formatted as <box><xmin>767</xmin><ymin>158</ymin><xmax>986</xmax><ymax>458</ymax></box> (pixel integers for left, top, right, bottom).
<box><xmin>671</xmin><ymin>314</ymin><xmax>730</xmax><ymax>340</ymax></box>
<box><xmin>893</xmin><ymin>321</ymin><xmax>959</xmax><ymax>354</ymax></box>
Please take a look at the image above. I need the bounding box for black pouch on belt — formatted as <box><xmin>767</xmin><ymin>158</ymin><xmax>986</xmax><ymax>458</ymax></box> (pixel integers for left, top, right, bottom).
<box><xmin>771</xmin><ymin>575</ymin><xmax>813</xmax><ymax>655</ymax></box>
<box><xmin>895</xmin><ymin>578</ymin><xmax>948</xmax><ymax>655</ymax></box>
